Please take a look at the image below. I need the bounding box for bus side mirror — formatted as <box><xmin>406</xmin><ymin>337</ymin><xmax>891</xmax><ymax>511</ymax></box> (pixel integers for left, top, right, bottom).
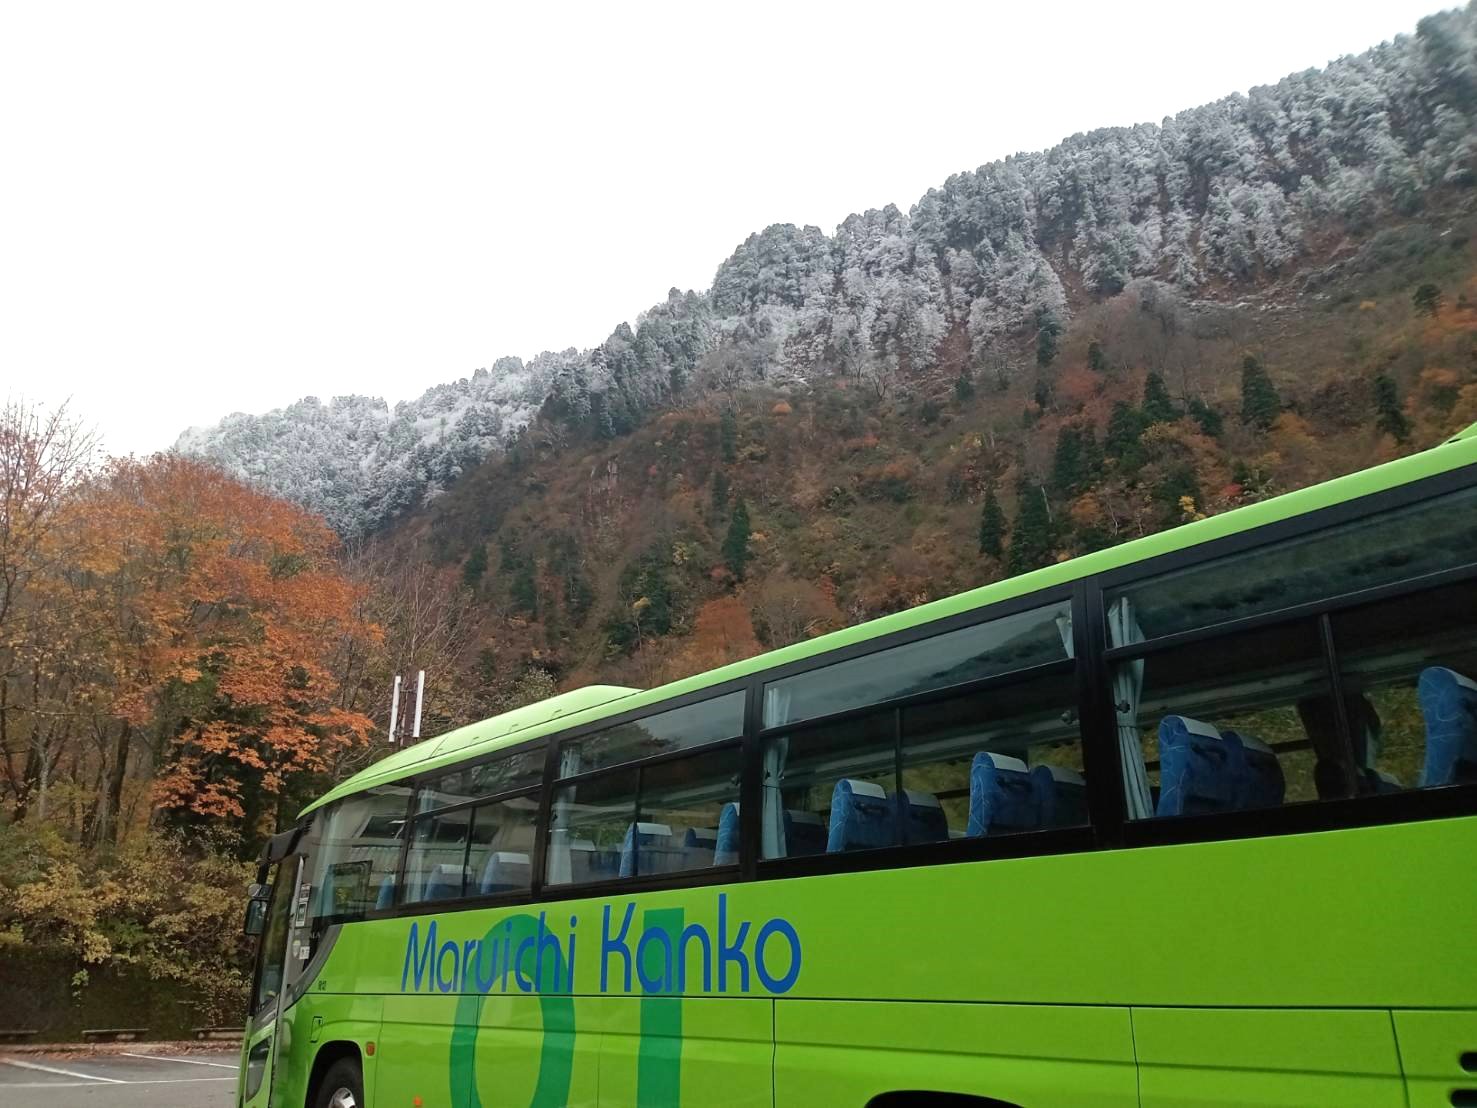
<box><xmin>243</xmin><ymin>888</ymin><xmax>270</xmax><ymax>936</ymax></box>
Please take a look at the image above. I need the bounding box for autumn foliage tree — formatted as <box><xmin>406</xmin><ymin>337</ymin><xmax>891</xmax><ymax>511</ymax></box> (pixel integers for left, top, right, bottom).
<box><xmin>115</xmin><ymin>457</ymin><xmax>375</xmax><ymax>836</ymax></box>
<box><xmin>11</xmin><ymin>454</ymin><xmax>379</xmax><ymax>847</ymax></box>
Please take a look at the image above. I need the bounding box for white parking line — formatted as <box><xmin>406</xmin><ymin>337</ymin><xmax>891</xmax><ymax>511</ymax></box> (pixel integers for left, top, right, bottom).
<box><xmin>2</xmin><ymin>1058</ymin><xmax>124</xmax><ymax>1083</ymax></box>
<box><xmin>0</xmin><ymin>1077</ymin><xmax>235</xmax><ymax>1087</ymax></box>
<box><xmin>121</xmin><ymin>1051</ymin><xmax>239</xmax><ymax>1069</ymax></box>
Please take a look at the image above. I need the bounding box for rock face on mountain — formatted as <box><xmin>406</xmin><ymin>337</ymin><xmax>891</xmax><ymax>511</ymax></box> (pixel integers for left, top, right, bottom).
<box><xmin>178</xmin><ymin>7</ymin><xmax>1477</xmax><ymax>535</ymax></box>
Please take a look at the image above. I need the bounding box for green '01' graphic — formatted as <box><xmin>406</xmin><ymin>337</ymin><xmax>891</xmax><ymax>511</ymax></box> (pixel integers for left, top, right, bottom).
<box><xmin>448</xmin><ymin>908</ymin><xmax>685</xmax><ymax>1108</ymax></box>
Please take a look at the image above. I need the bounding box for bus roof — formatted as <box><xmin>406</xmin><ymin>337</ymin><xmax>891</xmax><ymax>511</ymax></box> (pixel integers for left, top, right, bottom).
<box><xmin>299</xmin><ymin>425</ymin><xmax>1477</xmax><ymax>819</ymax></box>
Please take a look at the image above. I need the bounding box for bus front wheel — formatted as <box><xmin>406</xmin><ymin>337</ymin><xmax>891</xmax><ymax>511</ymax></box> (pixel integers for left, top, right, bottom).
<box><xmin>313</xmin><ymin>1057</ymin><xmax>364</xmax><ymax>1108</ymax></box>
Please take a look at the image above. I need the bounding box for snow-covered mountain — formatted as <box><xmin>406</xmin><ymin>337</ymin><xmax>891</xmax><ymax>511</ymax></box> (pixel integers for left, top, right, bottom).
<box><xmin>178</xmin><ymin>6</ymin><xmax>1477</xmax><ymax>535</ymax></box>
<box><xmin>175</xmin><ymin>355</ymin><xmax>556</xmax><ymax>536</ymax></box>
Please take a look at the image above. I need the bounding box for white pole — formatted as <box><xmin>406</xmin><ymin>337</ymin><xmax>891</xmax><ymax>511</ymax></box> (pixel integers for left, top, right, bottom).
<box><xmin>389</xmin><ymin>675</ymin><xmax>401</xmax><ymax>743</ymax></box>
<box><xmin>412</xmin><ymin>670</ymin><xmax>425</xmax><ymax>739</ymax></box>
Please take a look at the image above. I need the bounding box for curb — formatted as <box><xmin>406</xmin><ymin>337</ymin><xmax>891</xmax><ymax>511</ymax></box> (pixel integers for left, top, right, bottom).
<box><xmin>0</xmin><ymin>1040</ymin><xmax>240</xmax><ymax>1056</ymax></box>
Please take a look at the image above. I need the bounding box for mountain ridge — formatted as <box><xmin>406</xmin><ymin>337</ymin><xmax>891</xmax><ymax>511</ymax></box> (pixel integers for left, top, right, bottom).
<box><xmin>177</xmin><ymin>5</ymin><xmax>1477</xmax><ymax>535</ymax></box>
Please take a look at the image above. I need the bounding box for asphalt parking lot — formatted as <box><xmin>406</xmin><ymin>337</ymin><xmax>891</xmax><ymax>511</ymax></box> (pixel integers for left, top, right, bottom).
<box><xmin>0</xmin><ymin>1048</ymin><xmax>238</xmax><ymax>1107</ymax></box>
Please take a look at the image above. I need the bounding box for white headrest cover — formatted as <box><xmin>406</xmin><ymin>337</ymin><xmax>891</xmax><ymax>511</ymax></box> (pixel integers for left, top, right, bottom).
<box><xmin>569</xmin><ymin>839</ymin><xmax>596</xmax><ymax>851</ymax></box>
<box><xmin>634</xmin><ymin>822</ymin><xmax>672</xmax><ymax>836</ymax></box>
<box><xmin>841</xmin><ymin>778</ymin><xmax>886</xmax><ymax>799</ymax></box>
<box><xmin>492</xmin><ymin>852</ymin><xmax>530</xmax><ymax>864</ymax></box>
<box><xmin>1234</xmin><ymin>731</ymin><xmax>1273</xmax><ymax>754</ymax></box>
<box><xmin>1177</xmin><ymin>716</ymin><xmax>1223</xmax><ymax>740</ymax></box>
<box><xmin>1045</xmin><ymin>765</ymin><xmax>1086</xmax><ymax>785</ymax></box>
<box><xmin>901</xmin><ymin>789</ymin><xmax>942</xmax><ymax>808</ymax></box>
<box><xmin>983</xmin><ymin>753</ymin><xmax>1028</xmax><ymax>773</ymax></box>
<box><xmin>1447</xmin><ymin>668</ymin><xmax>1477</xmax><ymax>692</ymax></box>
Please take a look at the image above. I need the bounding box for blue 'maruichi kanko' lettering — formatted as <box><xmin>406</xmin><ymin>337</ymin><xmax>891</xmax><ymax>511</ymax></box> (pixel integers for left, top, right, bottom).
<box><xmin>600</xmin><ymin>902</ymin><xmax>635</xmax><ymax>992</ymax></box>
<box><xmin>401</xmin><ymin>918</ymin><xmax>437</xmax><ymax>992</ymax></box>
<box><xmin>399</xmin><ymin>895</ymin><xmax>802</xmax><ymax>997</ymax></box>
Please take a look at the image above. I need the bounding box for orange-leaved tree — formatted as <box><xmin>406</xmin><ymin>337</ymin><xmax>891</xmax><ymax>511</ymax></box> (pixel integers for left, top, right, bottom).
<box><xmin>70</xmin><ymin>455</ymin><xmax>378</xmax><ymax>841</ymax></box>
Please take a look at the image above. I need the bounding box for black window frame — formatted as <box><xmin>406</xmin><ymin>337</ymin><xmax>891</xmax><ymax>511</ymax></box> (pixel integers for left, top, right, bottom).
<box><xmin>1094</xmin><ymin>460</ymin><xmax>1477</xmax><ymax>848</ymax></box>
<box><xmin>750</xmin><ymin>586</ymin><xmax>1098</xmax><ymax>879</ymax></box>
<box><xmin>540</xmin><ymin>690</ymin><xmax>746</xmax><ymax>895</ymax></box>
<box><xmin>332</xmin><ymin>457</ymin><xmax>1477</xmax><ymax>922</ymax></box>
<box><xmin>396</xmin><ymin>763</ymin><xmax>547</xmax><ymax>908</ymax></box>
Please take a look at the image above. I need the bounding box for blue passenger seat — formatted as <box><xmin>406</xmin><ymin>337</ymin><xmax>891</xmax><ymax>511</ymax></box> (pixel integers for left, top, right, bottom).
<box><xmin>619</xmin><ymin>822</ymin><xmax>678</xmax><ymax>877</ymax></box>
<box><xmin>826</xmin><ymin>779</ymin><xmax>894</xmax><ymax>852</ymax></box>
<box><xmin>1418</xmin><ymin>666</ymin><xmax>1477</xmax><ymax>786</ymax></box>
<box><xmin>714</xmin><ymin>803</ymin><xmax>740</xmax><ymax>865</ymax></box>
<box><xmin>682</xmin><ymin>828</ymin><xmax>717</xmax><ymax>869</ymax></box>
<box><xmin>1222</xmin><ymin>729</ymin><xmax>1285</xmax><ymax>809</ymax></box>
<box><xmin>375</xmin><ymin>875</ymin><xmax>396</xmax><ymax>909</ymax></box>
<box><xmin>421</xmin><ymin>863</ymin><xmax>468</xmax><ymax>902</ymax></box>
<box><xmin>565</xmin><ymin>838</ymin><xmax>599</xmax><ymax>883</ymax></box>
<box><xmin>1157</xmin><ymin>715</ymin><xmax>1285</xmax><ymax>817</ymax></box>
<box><xmin>479</xmin><ymin>851</ymin><xmax>532</xmax><ymax>894</ymax></box>
<box><xmin>895</xmin><ymin>789</ymin><xmax>949</xmax><ymax>844</ymax></box>
<box><xmin>783</xmin><ymin>809</ymin><xmax>828</xmax><ymax>856</ymax></box>
<box><xmin>1035</xmin><ymin>765</ymin><xmax>1088</xmax><ymax>827</ymax></box>
<box><xmin>968</xmin><ymin>753</ymin><xmax>1038</xmax><ymax>835</ymax></box>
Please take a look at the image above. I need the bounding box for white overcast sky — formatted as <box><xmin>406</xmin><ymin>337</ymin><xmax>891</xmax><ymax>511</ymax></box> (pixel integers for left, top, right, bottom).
<box><xmin>0</xmin><ymin>0</ymin><xmax>1449</xmax><ymax>457</ymax></box>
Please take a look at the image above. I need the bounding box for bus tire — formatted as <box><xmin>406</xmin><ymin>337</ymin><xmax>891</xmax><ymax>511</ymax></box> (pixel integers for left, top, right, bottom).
<box><xmin>312</xmin><ymin>1056</ymin><xmax>364</xmax><ymax>1108</ymax></box>
<box><xmin>865</xmin><ymin>1095</ymin><xmax>1020</xmax><ymax>1108</ymax></box>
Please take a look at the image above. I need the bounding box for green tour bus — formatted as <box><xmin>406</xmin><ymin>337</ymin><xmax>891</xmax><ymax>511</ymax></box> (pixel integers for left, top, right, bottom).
<box><xmin>239</xmin><ymin>425</ymin><xmax>1477</xmax><ymax>1108</ymax></box>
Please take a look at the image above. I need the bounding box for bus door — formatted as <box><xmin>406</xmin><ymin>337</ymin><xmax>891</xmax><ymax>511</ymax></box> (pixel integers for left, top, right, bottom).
<box><xmin>242</xmin><ymin>833</ymin><xmax>320</xmax><ymax>1108</ymax></box>
<box><xmin>240</xmin><ymin>856</ymin><xmax>298</xmax><ymax>1108</ymax></box>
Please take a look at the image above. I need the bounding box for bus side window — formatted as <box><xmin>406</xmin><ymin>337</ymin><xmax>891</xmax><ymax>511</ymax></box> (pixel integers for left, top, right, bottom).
<box><xmin>760</xmin><ymin>644</ymin><xmax>1086</xmax><ymax>859</ymax></box>
<box><xmin>544</xmin><ymin>694</ymin><xmax>743</xmax><ymax>886</ymax></box>
<box><xmin>1331</xmin><ymin>579</ymin><xmax>1477</xmax><ymax>791</ymax></box>
<box><xmin>1107</xmin><ymin>484</ymin><xmax>1477</xmax><ymax>821</ymax></box>
<box><xmin>1110</xmin><ymin>616</ymin><xmax>1334</xmax><ymax>818</ymax></box>
<box><xmin>306</xmin><ymin>785</ymin><xmax>412</xmax><ymax>923</ymax></box>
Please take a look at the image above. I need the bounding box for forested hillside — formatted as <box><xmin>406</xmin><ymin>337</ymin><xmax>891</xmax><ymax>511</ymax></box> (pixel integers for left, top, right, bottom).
<box><xmin>181</xmin><ymin>5</ymin><xmax>1477</xmax><ymax>537</ymax></box>
<box><xmin>416</xmin><ymin>228</ymin><xmax>1477</xmax><ymax>701</ymax></box>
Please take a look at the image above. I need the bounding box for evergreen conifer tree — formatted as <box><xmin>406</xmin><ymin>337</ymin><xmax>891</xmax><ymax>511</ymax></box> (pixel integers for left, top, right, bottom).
<box><xmin>1413</xmin><ymin>283</ymin><xmax>1442</xmax><ymax>316</ymax></box>
<box><xmin>462</xmin><ymin>543</ymin><xmax>488</xmax><ymax>588</ymax></box>
<box><xmin>510</xmin><ymin>562</ymin><xmax>538</xmax><ymax>615</ymax></box>
<box><xmin>1374</xmin><ymin>373</ymin><xmax>1412</xmax><ymax>443</ymax></box>
<box><xmin>1087</xmin><ymin>341</ymin><xmax>1108</xmax><ymax>374</ymax></box>
<box><xmin>720</xmin><ymin>410</ymin><xmax>738</xmax><ymax>463</ymax></box>
<box><xmin>711</xmin><ymin>468</ymin><xmax>730</xmax><ymax>509</ymax></box>
<box><xmin>1036</xmin><ymin>309</ymin><xmax>1062</xmax><ymax>368</ymax></box>
<box><xmin>1106</xmin><ymin>401</ymin><xmax>1147</xmax><ymax>466</ymax></box>
<box><xmin>1050</xmin><ymin>427</ymin><xmax>1087</xmax><ymax>496</ymax></box>
<box><xmin>723</xmin><ymin>499</ymin><xmax>752</xmax><ymax>580</ymax></box>
<box><xmin>978</xmin><ymin>486</ymin><xmax>1006</xmax><ymax>558</ymax></box>
<box><xmin>1187</xmin><ymin>398</ymin><xmax>1224</xmax><ymax>437</ymax></box>
<box><xmin>1008</xmin><ymin>479</ymin><xmax>1054</xmax><ymax>574</ymax></box>
<box><xmin>1142</xmin><ymin>372</ymin><xmax>1176</xmax><ymax>424</ymax></box>
<box><xmin>954</xmin><ymin>369</ymin><xmax>976</xmax><ymax>403</ymax></box>
<box><xmin>1240</xmin><ymin>355</ymin><xmax>1282</xmax><ymax>430</ymax></box>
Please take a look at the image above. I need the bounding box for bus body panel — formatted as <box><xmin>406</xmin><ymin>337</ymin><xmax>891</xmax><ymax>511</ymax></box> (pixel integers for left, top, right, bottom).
<box><xmin>1132</xmin><ymin>1007</ymin><xmax>1405</xmax><ymax>1107</ymax></box>
<box><xmin>260</xmin><ymin>815</ymin><xmax>1475</xmax><ymax>1104</ymax></box>
<box><xmin>772</xmin><ymin>998</ymin><xmax>1137</xmax><ymax>1107</ymax></box>
<box><xmin>378</xmin><ymin>993</ymin><xmax>465</xmax><ymax>1106</ymax></box>
<box><xmin>310</xmin><ymin>815</ymin><xmax>1477</xmax><ymax>1013</ymax></box>
<box><xmin>1392</xmin><ymin>1009</ymin><xmax>1477</xmax><ymax>1108</ymax></box>
<box><xmin>593</xmin><ymin>995</ymin><xmax>771</xmax><ymax>1108</ymax></box>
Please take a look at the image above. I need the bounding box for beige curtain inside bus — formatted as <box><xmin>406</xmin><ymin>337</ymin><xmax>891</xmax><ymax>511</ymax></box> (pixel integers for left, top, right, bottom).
<box><xmin>761</xmin><ymin>685</ymin><xmax>791</xmax><ymax>857</ymax></box>
<box><xmin>1108</xmin><ymin>597</ymin><xmax>1154</xmax><ymax>820</ymax></box>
